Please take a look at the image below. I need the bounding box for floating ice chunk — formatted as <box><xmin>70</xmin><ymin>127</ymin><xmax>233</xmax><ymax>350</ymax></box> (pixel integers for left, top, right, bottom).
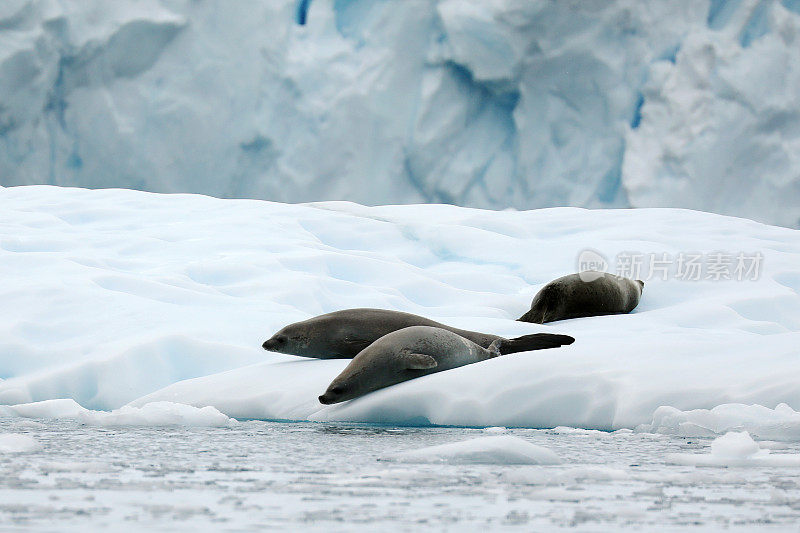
<box><xmin>382</xmin><ymin>436</ymin><xmax>561</xmax><ymax>465</ymax></box>
<box><xmin>640</xmin><ymin>403</ymin><xmax>800</xmax><ymax>441</ymax></box>
<box><xmin>2</xmin><ymin>187</ymin><xmax>800</xmax><ymax>429</ymax></box>
<box><xmin>551</xmin><ymin>426</ymin><xmax>609</xmax><ymax>437</ymax></box>
<box><xmin>711</xmin><ymin>430</ymin><xmax>762</xmax><ymax>458</ymax></box>
<box><xmin>667</xmin><ymin>431</ymin><xmax>800</xmax><ymax>467</ymax></box>
<box><xmin>0</xmin><ymin>433</ymin><xmax>42</xmax><ymax>453</ymax></box>
<box><xmin>1</xmin><ymin>399</ymin><xmax>235</xmax><ymax>427</ymax></box>
<box><xmin>1</xmin><ymin>399</ymin><xmax>87</xmax><ymax>419</ymax></box>
<box><xmin>77</xmin><ymin>402</ymin><xmax>236</xmax><ymax>427</ymax></box>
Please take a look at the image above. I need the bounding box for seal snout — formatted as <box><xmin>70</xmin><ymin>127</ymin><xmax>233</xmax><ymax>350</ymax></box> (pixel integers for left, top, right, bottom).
<box><xmin>318</xmin><ymin>393</ymin><xmax>334</xmax><ymax>405</ymax></box>
<box><xmin>262</xmin><ymin>335</ymin><xmax>287</xmax><ymax>352</ymax></box>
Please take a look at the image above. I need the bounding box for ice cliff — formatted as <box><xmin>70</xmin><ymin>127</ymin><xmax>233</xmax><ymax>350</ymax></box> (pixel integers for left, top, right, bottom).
<box><xmin>1</xmin><ymin>0</ymin><xmax>799</xmax><ymax>227</ymax></box>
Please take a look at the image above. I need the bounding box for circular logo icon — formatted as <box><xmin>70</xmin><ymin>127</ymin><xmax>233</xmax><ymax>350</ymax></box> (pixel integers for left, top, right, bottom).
<box><xmin>577</xmin><ymin>249</ymin><xmax>608</xmax><ymax>282</ymax></box>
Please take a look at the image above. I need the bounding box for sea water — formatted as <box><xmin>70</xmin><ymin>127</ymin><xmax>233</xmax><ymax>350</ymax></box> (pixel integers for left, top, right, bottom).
<box><xmin>3</xmin><ymin>419</ymin><xmax>800</xmax><ymax>531</ymax></box>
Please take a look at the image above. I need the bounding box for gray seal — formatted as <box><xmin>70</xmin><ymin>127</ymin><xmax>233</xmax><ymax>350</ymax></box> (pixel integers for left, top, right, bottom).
<box><xmin>263</xmin><ymin>308</ymin><xmax>573</xmax><ymax>359</ymax></box>
<box><xmin>318</xmin><ymin>325</ymin><xmax>574</xmax><ymax>404</ymax></box>
<box><xmin>518</xmin><ymin>271</ymin><xmax>644</xmax><ymax>323</ymax></box>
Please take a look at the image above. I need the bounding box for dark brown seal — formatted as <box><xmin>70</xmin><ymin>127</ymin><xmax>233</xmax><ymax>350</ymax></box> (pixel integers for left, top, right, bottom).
<box><xmin>518</xmin><ymin>272</ymin><xmax>643</xmax><ymax>323</ymax></box>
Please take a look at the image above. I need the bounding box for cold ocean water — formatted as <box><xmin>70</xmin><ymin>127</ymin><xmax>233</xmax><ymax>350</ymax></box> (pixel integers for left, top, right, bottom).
<box><xmin>3</xmin><ymin>418</ymin><xmax>800</xmax><ymax>532</ymax></box>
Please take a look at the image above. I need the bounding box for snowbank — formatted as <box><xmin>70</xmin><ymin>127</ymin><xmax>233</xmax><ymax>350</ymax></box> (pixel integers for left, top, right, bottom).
<box><xmin>1</xmin><ymin>1</ymin><xmax>799</xmax><ymax>226</ymax></box>
<box><xmin>2</xmin><ymin>399</ymin><xmax>235</xmax><ymax>427</ymax></box>
<box><xmin>667</xmin><ymin>431</ymin><xmax>800</xmax><ymax>467</ymax></box>
<box><xmin>0</xmin><ymin>433</ymin><xmax>42</xmax><ymax>453</ymax></box>
<box><xmin>381</xmin><ymin>436</ymin><xmax>561</xmax><ymax>465</ymax></box>
<box><xmin>1</xmin><ymin>186</ymin><xmax>800</xmax><ymax>430</ymax></box>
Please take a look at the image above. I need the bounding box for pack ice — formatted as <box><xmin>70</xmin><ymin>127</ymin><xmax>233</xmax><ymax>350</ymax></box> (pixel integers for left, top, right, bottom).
<box><xmin>1</xmin><ymin>186</ymin><xmax>799</xmax><ymax>435</ymax></box>
<box><xmin>1</xmin><ymin>1</ymin><xmax>800</xmax><ymax>227</ymax></box>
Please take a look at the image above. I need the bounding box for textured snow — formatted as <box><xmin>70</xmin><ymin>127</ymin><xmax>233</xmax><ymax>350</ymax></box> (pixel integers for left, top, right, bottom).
<box><xmin>1</xmin><ymin>186</ymin><xmax>800</xmax><ymax>433</ymax></box>
<box><xmin>0</xmin><ymin>433</ymin><xmax>42</xmax><ymax>453</ymax></box>
<box><xmin>1</xmin><ymin>1</ymin><xmax>800</xmax><ymax>226</ymax></box>
<box><xmin>667</xmin><ymin>431</ymin><xmax>800</xmax><ymax>467</ymax></box>
<box><xmin>381</xmin><ymin>435</ymin><xmax>561</xmax><ymax>465</ymax></box>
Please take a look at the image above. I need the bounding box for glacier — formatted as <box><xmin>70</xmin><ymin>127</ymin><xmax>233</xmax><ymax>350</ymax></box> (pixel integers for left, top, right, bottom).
<box><xmin>1</xmin><ymin>0</ymin><xmax>800</xmax><ymax>227</ymax></box>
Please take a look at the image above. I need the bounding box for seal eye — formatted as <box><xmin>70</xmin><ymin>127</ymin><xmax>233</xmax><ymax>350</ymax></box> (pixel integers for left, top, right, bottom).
<box><xmin>276</xmin><ymin>336</ymin><xmax>287</xmax><ymax>344</ymax></box>
<box><xmin>330</xmin><ymin>385</ymin><xmax>344</xmax><ymax>394</ymax></box>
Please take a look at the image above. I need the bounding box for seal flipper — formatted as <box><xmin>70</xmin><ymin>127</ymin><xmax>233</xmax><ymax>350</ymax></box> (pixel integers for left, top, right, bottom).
<box><xmin>498</xmin><ymin>333</ymin><xmax>574</xmax><ymax>355</ymax></box>
<box><xmin>401</xmin><ymin>352</ymin><xmax>438</xmax><ymax>370</ymax></box>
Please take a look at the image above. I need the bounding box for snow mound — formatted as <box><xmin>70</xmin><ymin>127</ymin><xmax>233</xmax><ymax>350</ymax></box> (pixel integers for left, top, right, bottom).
<box><xmin>2</xmin><ymin>399</ymin><xmax>235</xmax><ymax>427</ymax></box>
<box><xmin>667</xmin><ymin>431</ymin><xmax>800</xmax><ymax>467</ymax></box>
<box><xmin>0</xmin><ymin>433</ymin><xmax>42</xmax><ymax>453</ymax></box>
<box><xmin>1</xmin><ymin>1</ymin><xmax>800</xmax><ymax>226</ymax></box>
<box><xmin>381</xmin><ymin>436</ymin><xmax>561</xmax><ymax>465</ymax></box>
<box><xmin>1</xmin><ymin>186</ymin><xmax>800</xmax><ymax>430</ymax></box>
<box><xmin>640</xmin><ymin>403</ymin><xmax>800</xmax><ymax>440</ymax></box>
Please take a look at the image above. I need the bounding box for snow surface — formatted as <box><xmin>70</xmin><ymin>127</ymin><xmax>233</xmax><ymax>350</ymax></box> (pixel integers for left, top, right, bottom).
<box><xmin>381</xmin><ymin>435</ymin><xmax>561</xmax><ymax>465</ymax></box>
<box><xmin>0</xmin><ymin>433</ymin><xmax>42</xmax><ymax>453</ymax></box>
<box><xmin>1</xmin><ymin>1</ymin><xmax>800</xmax><ymax>226</ymax></box>
<box><xmin>667</xmin><ymin>431</ymin><xmax>800</xmax><ymax>467</ymax></box>
<box><xmin>1</xmin><ymin>185</ymin><xmax>800</xmax><ymax>434</ymax></box>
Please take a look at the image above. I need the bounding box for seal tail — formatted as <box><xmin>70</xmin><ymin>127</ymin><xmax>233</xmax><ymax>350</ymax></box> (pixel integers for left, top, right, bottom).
<box><xmin>497</xmin><ymin>333</ymin><xmax>574</xmax><ymax>355</ymax></box>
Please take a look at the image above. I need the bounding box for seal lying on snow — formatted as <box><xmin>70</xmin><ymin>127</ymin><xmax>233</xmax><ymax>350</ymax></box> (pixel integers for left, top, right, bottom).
<box><xmin>318</xmin><ymin>325</ymin><xmax>574</xmax><ymax>404</ymax></box>
<box><xmin>518</xmin><ymin>271</ymin><xmax>644</xmax><ymax>324</ymax></box>
<box><xmin>263</xmin><ymin>308</ymin><xmax>573</xmax><ymax>359</ymax></box>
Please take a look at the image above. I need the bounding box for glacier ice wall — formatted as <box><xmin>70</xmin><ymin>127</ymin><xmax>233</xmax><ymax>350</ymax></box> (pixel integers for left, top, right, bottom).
<box><xmin>1</xmin><ymin>0</ymin><xmax>799</xmax><ymax>226</ymax></box>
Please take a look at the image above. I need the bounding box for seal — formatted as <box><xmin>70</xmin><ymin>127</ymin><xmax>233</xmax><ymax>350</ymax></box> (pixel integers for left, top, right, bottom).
<box><xmin>263</xmin><ymin>308</ymin><xmax>574</xmax><ymax>359</ymax></box>
<box><xmin>518</xmin><ymin>271</ymin><xmax>644</xmax><ymax>323</ymax></box>
<box><xmin>318</xmin><ymin>325</ymin><xmax>574</xmax><ymax>404</ymax></box>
